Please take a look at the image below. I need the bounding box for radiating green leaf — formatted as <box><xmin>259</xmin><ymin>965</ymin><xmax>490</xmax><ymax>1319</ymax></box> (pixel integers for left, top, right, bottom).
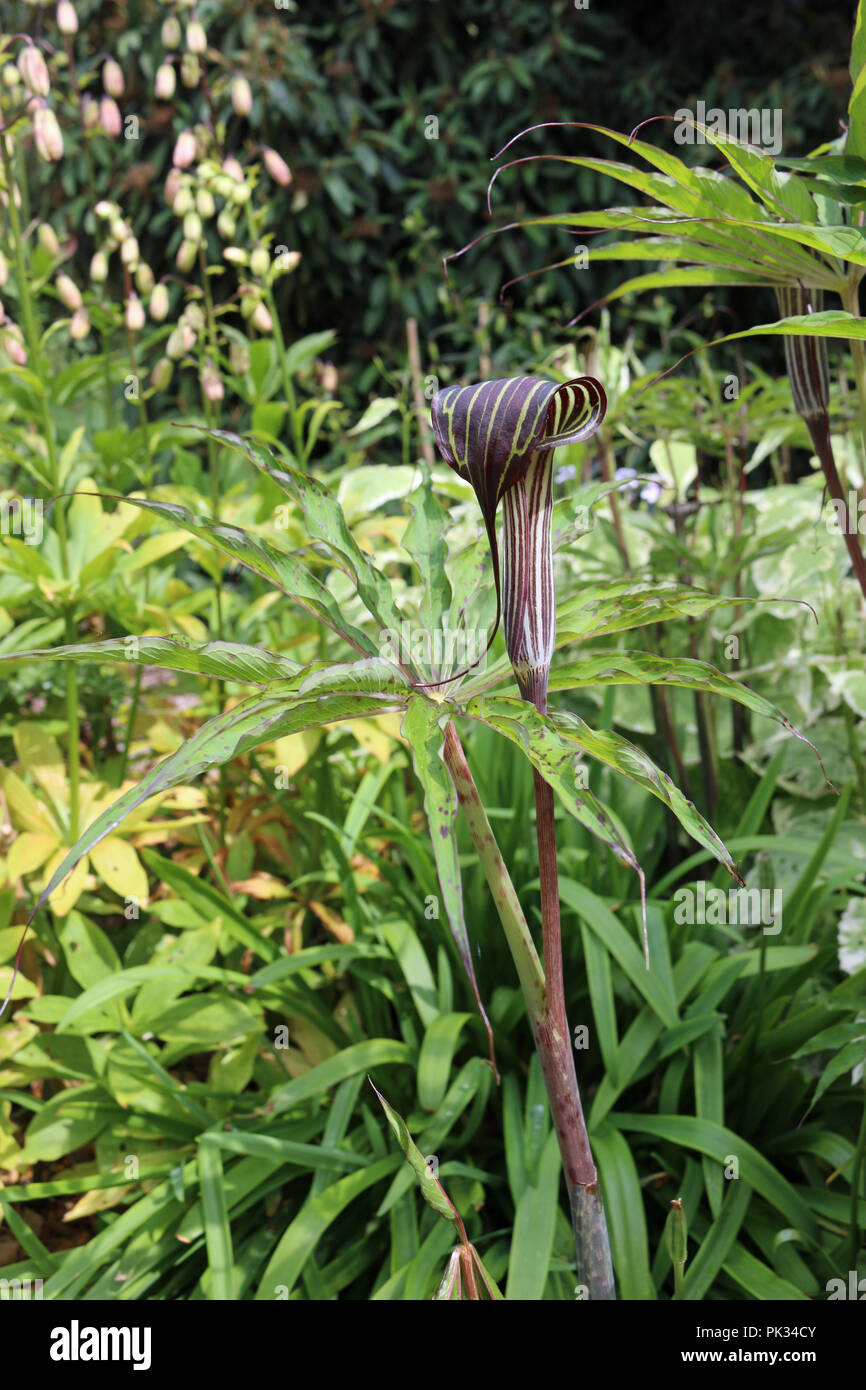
<box><xmin>0</xmin><ymin>636</ymin><xmax>301</xmax><ymax>683</ymax></box>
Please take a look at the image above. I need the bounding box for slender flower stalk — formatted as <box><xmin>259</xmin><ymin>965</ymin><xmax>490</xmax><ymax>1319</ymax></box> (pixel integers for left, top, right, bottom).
<box><xmin>431</xmin><ymin>374</ymin><xmax>616</xmax><ymax>1297</ymax></box>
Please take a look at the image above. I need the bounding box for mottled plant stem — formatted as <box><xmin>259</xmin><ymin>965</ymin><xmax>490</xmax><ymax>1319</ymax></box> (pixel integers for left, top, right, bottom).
<box><xmin>443</xmin><ymin>719</ymin><xmax>615</xmax><ymax>1298</ymax></box>
<box><xmin>808</xmin><ymin>411</ymin><xmax>866</xmax><ymax>601</ymax></box>
<box><xmin>777</xmin><ymin>285</ymin><xmax>866</xmax><ymax>601</ymax></box>
<box><xmin>443</xmin><ymin>722</ymin><xmax>544</xmax><ymax>1014</ymax></box>
<box><xmin>524</xmin><ymin>675</ymin><xmax>616</xmax><ymax>1299</ymax></box>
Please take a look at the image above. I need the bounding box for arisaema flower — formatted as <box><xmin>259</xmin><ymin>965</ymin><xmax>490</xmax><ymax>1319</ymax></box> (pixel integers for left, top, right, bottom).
<box><xmin>430</xmin><ymin>375</ymin><xmax>606</xmax><ymax>707</ymax></box>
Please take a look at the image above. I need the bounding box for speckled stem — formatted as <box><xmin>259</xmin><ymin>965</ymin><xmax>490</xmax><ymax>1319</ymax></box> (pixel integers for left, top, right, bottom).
<box><xmin>443</xmin><ymin>722</ymin><xmax>545</xmax><ymax>1015</ymax></box>
<box><xmin>444</xmin><ymin>720</ymin><xmax>616</xmax><ymax>1299</ymax></box>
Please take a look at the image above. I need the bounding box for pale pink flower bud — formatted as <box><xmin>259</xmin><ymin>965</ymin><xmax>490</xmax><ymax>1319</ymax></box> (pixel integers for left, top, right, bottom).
<box><xmin>57</xmin><ymin>2</ymin><xmax>78</xmax><ymax>35</ymax></box>
<box><xmin>135</xmin><ymin>262</ymin><xmax>154</xmax><ymax>295</ymax></box>
<box><xmin>320</xmin><ymin>362</ymin><xmax>339</xmax><ymax>394</ymax></box>
<box><xmin>149</xmin><ymin>283</ymin><xmax>169</xmax><ymax>322</ymax></box>
<box><xmin>182</xmin><ymin>211</ymin><xmax>202</xmax><ymax>242</ymax></box>
<box><xmin>252</xmin><ymin>302</ymin><xmax>272</xmax><ymax>334</ymax></box>
<box><xmin>229</xmin><ymin>340</ymin><xmax>250</xmax><ymax>376</ymax></box>
<box><xmin>172</xmin><ymin>128</ymin><xmax>196</xmax><ymax>168</ymax></box>
<box><xmin>175</xmin><ymin>238</ymin><xmax>197</xmax><ymax>273</ymax></box>
<box><xmin>89</xmin><ymin>250</ymin><xmax>108</xmax><ymax>283</ymax></box>
<box><xmin>231</xmin><ymin>76</ymin><xmax>252</xmax><ymax>117</ymax></box>
<box><xmin>183</xmin><ymin>304</ymin><xmax>204</xmax><ymax>333</ymax></box>
<box><xmin>154</xmin><ymin>63</ymin><xmax>176</xmax><ymax>101</ymax></box>
<box><xmin>99</xmin><ymin>96</ymin><xmax>122</xmax><ymax>138</ymax></box>
<box><xmin>94</xmin><ymin>199</ymin><xmax>117</xmax><ymax>220</ymax></box>
<box><xmin>0</xmin><ymin>252</ymin><xmax>7</xmax><ymax>288</ymax></box>
<box><xmin>181</xmin><ymin>54</ymin><xmax>200</xmax><ymax>88</ymax></box>
<box><xmin>262</xmin><ymin>147</ymin><xmax>291</xmax><ymax>187</ymax></box>
<box><xmin>151</xmin><ymin>356</ymin><xmax>173</xmax><ymax>390</ymax></box>
<box><xmin>222</xmin><ymin>156</ymin><xmax>244</xmax><ymax>183</ymax></box>
<box><xmin>109</xmin><ymin>216</ymin><xmax>128</xmax><ymax>243</ymax></box>
<box><xmin>161</xmin><ymin>16</ymin><xmax>182</xmax><ymax>49</ymax></box>
<box><xmin>18</xmin><ymin>45</ymin><xmax>50</xmax><ymax>98</ymax></box>
<box><xmin>276</xmin><ymin>250</ymin><xmax>301</xmax><ymax>274</ymax></box>
<box><xmin>56</xmin><ymin>273</ymin><xmax>82</xmax><ymax>311</ymax></box>
<box><xmin>102</xmin><ymin>59</ymin><xmax>124</xmax><ymax>98</ymax></box>
<box><xmin>164</xmin><ymin>167</ymin><xmax>182</xmax><ymax>205</ymax></box>
<box><xmin>186</xmin><ymin>20</ymin><xmax>206</xmax><ymax>54</ymax></box>
<box><xmin>201</xmin><ymin>359</ymin><xmax>224</xmax><ymax>402</ymax></box>
<box><xmin>125</xmin><ymin>294</ymin><xmax>145</xmax><ymax>332</ymax></box>
<box><xmin>166</xmin><ymin>323</ymin><xmax>195</xmax><ymax>359</ymax></box>
<box><xmin>195</xmin><ymin>187</ymin><xmax>214</xmax><ymax>218</ymax></box>
<box><xmin>120</xmin><ymin>235</ymin><xmax>139</xmax><ymax>267</ymax></box>
<box><xmin>81</xmin><ymin>95</ymin><xmax>100</xmax><ymax>129</ymax></box>
<box><xmin>250</xmin><ymin>246</ymin><xmax>270</xmax><ymax>279</ymax></box>
<box><xmin>222</xmin><ymin>246</ymin><xmax>248</xmax><ymax>266</ymax></box>
<box><xmin>4</xmin><ymin>326</ymin><xmax>28</xmax><ymax>365</ymax></box>
<box><xmin>34</xmin><ymin>106</ymin><xmax>64</xmax><ymax>162</ymax></box>
<box><xmin>37</xmin><ymin>223</ymin><xmax>61</xmax><ymax>258</ymax></box>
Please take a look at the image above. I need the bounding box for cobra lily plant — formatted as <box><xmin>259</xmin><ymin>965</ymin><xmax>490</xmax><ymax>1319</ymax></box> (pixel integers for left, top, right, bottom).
<box><xmin>431</xmin><ymin>373</ymin><xmax>617</xmax><ymax>1297</ymax></box>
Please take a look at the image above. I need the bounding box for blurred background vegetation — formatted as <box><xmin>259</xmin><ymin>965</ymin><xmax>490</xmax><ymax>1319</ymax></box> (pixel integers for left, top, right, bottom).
<box><xmin>12</xmin><ymin>0</ymin><xmax>860</xmax><ymax>392</ymax></box>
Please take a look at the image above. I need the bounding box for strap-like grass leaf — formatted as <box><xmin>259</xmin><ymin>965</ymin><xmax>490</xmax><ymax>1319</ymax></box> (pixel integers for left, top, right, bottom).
<box><xmin>682</xmin><ymin>1180</ymin><xmax>752</xmax><ymax>1301</ymax></box>
<box><xmin>254</xmin><ymin>1155</ymin><xmax>399</xmax><ymax>1299</ymax></box>
<box><xmin>559</xmin><ymin>879</ymin><xmax>676</xmax><ymax>1027</ymax></box>
<box><xmin>591</xmin><ymin>1122</ymin><xmax>654</xmax><ymax>1300</ymax></box>
<box><xmin>417</xmin><ymin>1012</ymin><xmax>472</xmax><ymax>1112</ymax></box>
<box><xmin>269</xmin><ymin>1039</ymin><xmax>413</xmax><ymax>1115</ymax></box>
<box><xmin>197</xmin><ymin>1137</ymin><xmax>235</xmax><ymax>1300</ymax></box>
<box><xmin>693</xmin><ymin>1021</ymin><xmax>725</xmax><ymax>1216</ymax></box>
<box><xmin>608</xmin><ymin>1113</ymin><xmax>821</xmax><ymax>1245</ymax></box>
<box><xmin>505</xmin><ymin>1128</ymin><xmax>561</xmax><ymax>1300</ymax></box>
